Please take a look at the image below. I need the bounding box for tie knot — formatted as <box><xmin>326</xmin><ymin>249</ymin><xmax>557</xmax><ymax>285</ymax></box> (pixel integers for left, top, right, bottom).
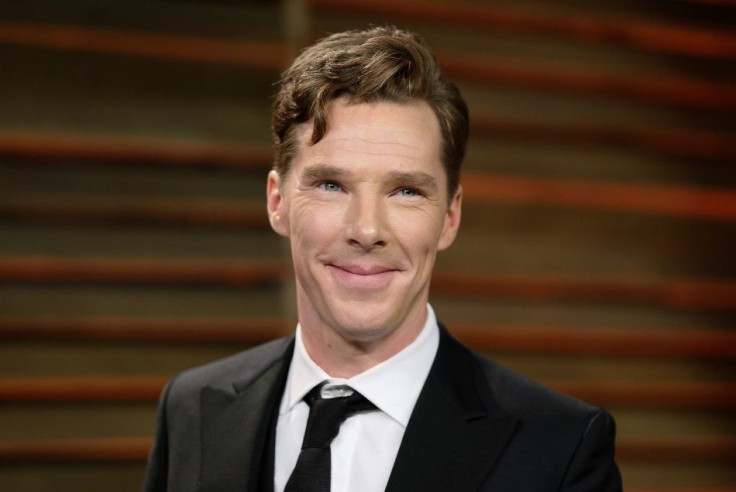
<box><xmin>301</xmin><ymin>384</ymin><xmax>375</xmax><ymax>449</ymax></box>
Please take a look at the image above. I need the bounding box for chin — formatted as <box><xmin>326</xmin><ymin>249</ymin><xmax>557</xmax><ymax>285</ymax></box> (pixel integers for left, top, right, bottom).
<box><xmin>336</xmin><ymin>326</ymin><xmax>389</xmax><ymax>345</ymax></box>
<box><xmin>329</xmin><ymin>304</ymin><xmax>404</xmax><ymax>343</ymax></box>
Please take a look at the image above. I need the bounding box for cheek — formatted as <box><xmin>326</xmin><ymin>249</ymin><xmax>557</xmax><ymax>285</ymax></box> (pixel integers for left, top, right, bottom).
<box><xmin>289</xmin><ymin>201</ymin><xmax>344</xmax><ymax>249</ymax></box>
<box><xmin>389</xmin><ymin>208</ymin><xmax>446</xmax><ymax>255</ymax></box>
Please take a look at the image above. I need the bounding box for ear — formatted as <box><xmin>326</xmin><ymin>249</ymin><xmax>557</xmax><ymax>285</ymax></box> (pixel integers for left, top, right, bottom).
<box><xmin>267</xmin><ymin>170</ymin><xmax>289</xmax><ymax>237</ymax></box>
<box><xmin>437</xmin><ymin>185</ymin><xmax>462</xmax><ymax>251</ymax></box>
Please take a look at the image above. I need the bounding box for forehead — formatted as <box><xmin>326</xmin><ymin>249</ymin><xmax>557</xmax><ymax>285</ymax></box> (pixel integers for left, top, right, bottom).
<box><xmin>293</xmin><ymin>99</ymin><xmax>444</xmax><ymax>180</ymax></box>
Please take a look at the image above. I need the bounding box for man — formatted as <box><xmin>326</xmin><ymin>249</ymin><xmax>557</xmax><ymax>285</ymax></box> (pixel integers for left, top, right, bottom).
<box><xmin>144</xmin><ymin>27</ymin><xmax>622</xmax><ymax>491</ymax></box>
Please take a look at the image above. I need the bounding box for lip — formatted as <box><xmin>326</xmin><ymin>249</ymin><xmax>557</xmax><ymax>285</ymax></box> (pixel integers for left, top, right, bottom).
<box><xmin>334</xmin><ymin>264</ymin><xmax>395</xmax><ymax>275</ymax></box>
<box><xmin>327</xmin><ymin>263</ymin><xmax>398</xmax><ymax>289</ymax></box>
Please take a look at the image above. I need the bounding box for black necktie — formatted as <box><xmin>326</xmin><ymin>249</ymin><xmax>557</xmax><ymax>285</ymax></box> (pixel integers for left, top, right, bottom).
<box><xmin>284</xmin><ymin>384</ymin><xmax>375</xmax><ymax>492</ymax></box>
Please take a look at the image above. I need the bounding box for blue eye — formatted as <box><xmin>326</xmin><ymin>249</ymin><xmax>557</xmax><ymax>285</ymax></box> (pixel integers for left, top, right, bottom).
<box><xmin>320</xmin><ymin>181</ymin><xmax>341</xmax><ymax>192</ymax></box>
<box><xmin>399</xmin><ymin>188</ymin><xmax>418</xmax><ymax>196</ymax></box>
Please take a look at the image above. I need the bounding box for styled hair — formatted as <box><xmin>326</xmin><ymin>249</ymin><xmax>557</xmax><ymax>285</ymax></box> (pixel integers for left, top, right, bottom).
<box><xmin>271</xmin><ymin>26</ymin><xmax>469</xmax><ymax>196</ymax></box>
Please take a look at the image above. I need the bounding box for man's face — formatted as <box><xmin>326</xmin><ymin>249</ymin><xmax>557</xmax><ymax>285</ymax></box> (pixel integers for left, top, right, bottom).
<box><xmin>267</xmin><ymin>98</ymin><xmax>462</xmax><ymax>359</ymax></box>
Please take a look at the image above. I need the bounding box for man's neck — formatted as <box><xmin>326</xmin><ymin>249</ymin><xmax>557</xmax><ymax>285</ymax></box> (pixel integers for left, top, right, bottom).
<box><xmin>299</xmin><ymin>309</ymin><xmax>428</xmax><ymax>379</ymax></box>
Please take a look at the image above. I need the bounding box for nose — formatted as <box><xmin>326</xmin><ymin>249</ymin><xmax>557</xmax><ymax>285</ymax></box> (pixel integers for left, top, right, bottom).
<box><xmin>344</xmin><ymin>193</ymin><xmax>387</xmax><ymax>250</ymax></box>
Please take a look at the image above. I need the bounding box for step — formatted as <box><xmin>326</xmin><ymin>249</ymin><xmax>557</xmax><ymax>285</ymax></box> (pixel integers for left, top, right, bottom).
<box><xmin>1</xmin><ymin>317</ymin><xmax>733</xmax><ymax>358</ymax></box>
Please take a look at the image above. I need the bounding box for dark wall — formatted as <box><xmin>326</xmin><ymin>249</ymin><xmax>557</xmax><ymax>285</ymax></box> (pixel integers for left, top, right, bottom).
<box><xmin>0</xmin><ymin>0</ymin><xmax>734</xmax><ymax>489</ymax></box>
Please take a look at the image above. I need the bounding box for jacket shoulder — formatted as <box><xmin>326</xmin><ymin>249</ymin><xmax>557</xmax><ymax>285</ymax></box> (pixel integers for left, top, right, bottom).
<box><xmin>474</xmin><ymin>353</ymin><xmax>601</xmax><ymax>421</ymax></box>
<box><xmin>471</xmin><ymin>352</ymin><xmax>622</xmax><ymax>490</ymax></box>
<box><xmin>167</xmin><ymin>335</ymin><xmax>293</xmax><ymax>401</ymax></box>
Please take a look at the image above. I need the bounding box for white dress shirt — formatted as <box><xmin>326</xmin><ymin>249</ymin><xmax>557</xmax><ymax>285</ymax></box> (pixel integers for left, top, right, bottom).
<box><xmin>274</xmin><ymin>304</ymin><xmax>440</xmax><ymax>492</ymax></box>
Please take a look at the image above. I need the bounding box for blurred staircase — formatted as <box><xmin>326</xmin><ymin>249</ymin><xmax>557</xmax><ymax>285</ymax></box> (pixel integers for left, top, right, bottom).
<box><xmin>0</xmin><ymin>0</ymin><xmax>734</xmax><ymax>490</ymax></box>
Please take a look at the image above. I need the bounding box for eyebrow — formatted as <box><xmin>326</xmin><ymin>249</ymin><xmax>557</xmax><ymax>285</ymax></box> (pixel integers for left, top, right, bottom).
<box><xmin>300</xmin><ymin>165</ymin><xmax>350</xmax><ymax>183</ymax></box>
<box><xmin>299</xmin><ymin>165</ymin><xmax>439</xmax><ymax>192</ymax></box>
<box><xmin>387</xmin><ymin>171</ymin><xmax>439</xmax><ymax>192</ymax></box>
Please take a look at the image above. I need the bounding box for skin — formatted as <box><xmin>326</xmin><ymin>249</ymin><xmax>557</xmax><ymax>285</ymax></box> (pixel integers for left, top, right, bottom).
<box><xmin>267</xmin><ymin>98</ymin><xmax>462</xmax><ymax>378</ymax></box>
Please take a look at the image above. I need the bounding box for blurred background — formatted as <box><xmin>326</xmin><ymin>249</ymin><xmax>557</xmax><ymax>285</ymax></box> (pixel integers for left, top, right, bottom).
<box><xmin>0</xmin><ymin>0</ymin><xmax>735</xmax><ymax>490</ymax></box>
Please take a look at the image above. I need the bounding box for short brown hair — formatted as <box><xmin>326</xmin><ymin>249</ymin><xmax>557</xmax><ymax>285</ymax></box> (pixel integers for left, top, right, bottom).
<box><xmin>271</xmin><ymin>26</ymin><xmax>468</xmax><ymax>197</ymax></box>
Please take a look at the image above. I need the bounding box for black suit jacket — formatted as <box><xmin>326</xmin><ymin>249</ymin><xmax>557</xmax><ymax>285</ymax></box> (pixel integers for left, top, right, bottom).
<box><xmin>144</xmin><ymin>325</ymin><xmax>622</xmax><ymax>491</ymax></box>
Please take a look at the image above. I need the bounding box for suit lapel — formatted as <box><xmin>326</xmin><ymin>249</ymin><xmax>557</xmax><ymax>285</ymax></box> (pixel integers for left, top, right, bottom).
<box><xmin>199</xmin><ymin>339</ymin><xmax>293</xmax><ymax>491</ymax></box>
<box><xmin>386</xmin><ymin>327</ymin><xmax>518</xmax><ymax>491</ymax></box>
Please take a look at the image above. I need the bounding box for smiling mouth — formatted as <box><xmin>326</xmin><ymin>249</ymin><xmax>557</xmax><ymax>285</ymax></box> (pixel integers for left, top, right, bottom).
<box><xmin>333</xmin><ymin>264</ymin><xmax>395</xmax><ymax>276</ymax></box>
<box><xmin>327</xmin><ymin>264</ymin><xmax>398</xmax><ymax>288</ymax></box>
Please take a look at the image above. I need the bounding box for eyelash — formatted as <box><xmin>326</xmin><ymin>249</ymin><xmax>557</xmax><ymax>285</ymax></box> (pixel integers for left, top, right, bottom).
<box><xmin>396</xmin><ymin>187</ymin><xmax>421</xmax><ymax>197</ymax></box>
<box><xmin>317</xmin><ymin>181</ymin><xmax>342</xmax><ymax>192</ymax></box>
<box><xmin>315</xmin><ymin>181</ymin><xmax>422</xmax><ymax>197</ymax></box>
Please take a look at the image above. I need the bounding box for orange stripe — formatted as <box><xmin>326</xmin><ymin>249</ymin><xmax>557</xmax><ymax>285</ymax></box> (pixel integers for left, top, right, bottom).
<box><xmin>1</xmin><ymin>258</ymin><xmax>734</xmax><ymax>311</ymax></box>
<box><xmin>441</xmin><ymin>54</ymin><xmax>736</xmax><ymax>112</ymax></box>
<box><xmin>461</xmin><ymin>173</ymin><xmax>736</xmax><ymax>222</ymax></box>
<box><xmin>470</xmin><ymin>119</ymin><xmax>736</xmax><ymax>162</ymax></box>
<box><xmin>1</xmin><ymin>435</ymin><xmax>734</xmax><ymax>463</ymax></box>
<box><xmin>1</xmin><ymin>22</ymin><xmax>733</xmax><ymax>110</ymax></box>
<box><xmin>0</xmin><ymin>196</ymin><xmax>269</xmax><ymax>229</ymax></box>
<box><xmin>0</xmin><ymin>131</ymin><xmax>272</xmax><ymax>168</ymax></box>
<box><xmin>0</xmin><ymin>21</ymin><xmax>288</xmax><ymax>69</ymax></box>
<box><xmin>431</xmin><ymin>271</ymin><xmax>736</xmax><ymax>310</ymax></box>
<box><xmin>0</xmin><ymin>316</ymin><xmax>289</xmax><ymax>343</ymax></box>
<box><xmin>0</xmin><ymin>437</ymin><xmax>152</xmax><ymax>462</ymax></box>
<box><xmin>451</xmin><ymin>323</ymin><xmax>736</xmax><ymax>358</ymax></box>
<box><xmin>0</xmin><ymin>257</ymin><xmax>286</xmax><ymax>286</ymax></box>
<box><xmin>311</xmin><ymin>0</ymin><xmax>736</xmax><ymax>60</ymax></box>
<box><xmin>2</xmin><ymin>317</ymin><xmax>733</xmax><ymax>358</ymax></box>
<box><xmin>2</xmin><ymin>377</ymin><xmax>734</xmax><ymax>409</ymax></box>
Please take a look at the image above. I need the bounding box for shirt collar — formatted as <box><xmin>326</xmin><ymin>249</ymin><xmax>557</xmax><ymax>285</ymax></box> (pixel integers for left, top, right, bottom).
<box><xmin>280</xmin><ymin>304</ymin><xmax>440</xmax><ymax>428</ymax></box>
